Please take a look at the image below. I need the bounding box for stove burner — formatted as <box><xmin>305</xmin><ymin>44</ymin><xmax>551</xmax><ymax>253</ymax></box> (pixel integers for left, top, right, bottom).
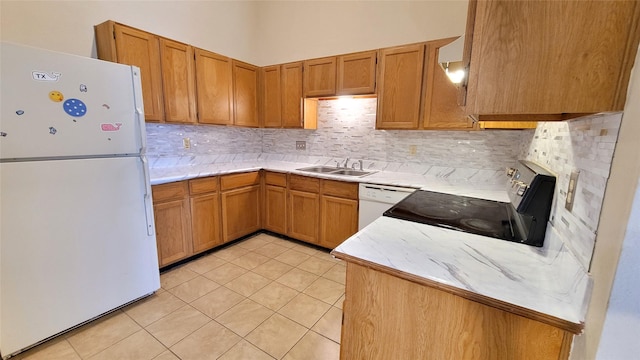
<box><xmin>402</xmin><ymin>202</ymin><xmax>460</xmax><ymax>220</ymax></box>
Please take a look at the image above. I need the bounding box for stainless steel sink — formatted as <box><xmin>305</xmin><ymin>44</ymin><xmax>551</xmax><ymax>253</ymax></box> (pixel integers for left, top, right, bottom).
<box><xmin>296</xmin><ymin>166</ymin><xmax>373</xmax><ymax>177</ymax></box>
<box><xmin>296</xmin><ymin>166</ymin><xmax>340</xmax><ymax>173</ymax></box>
<box><xmin>330</xmin><ymin>169</ymin><xmax>372</xmax><ymax>177</ymax></box>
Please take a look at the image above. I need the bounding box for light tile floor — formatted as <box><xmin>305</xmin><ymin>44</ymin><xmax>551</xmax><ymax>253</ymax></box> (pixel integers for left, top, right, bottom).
<box><xmin>13</xmin><ymin>233</ymin><xmax>345</xmax><ymax>360</ymax></box>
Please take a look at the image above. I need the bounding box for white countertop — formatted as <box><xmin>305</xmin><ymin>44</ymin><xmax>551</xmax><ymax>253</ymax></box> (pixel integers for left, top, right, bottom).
<box><xmin>332</xmin><ymin>216</ymin><xmax>591</xmax><ymax>332</ymax></box>
<box><xmin>149</xmin><ymin>159</ymin><xmax>509</xmax><ymax>201</ymax></box>
<box><xmin>150</xmin><ymin>159</ymin><xmax>589</xmax><ymax>332</ymax></box>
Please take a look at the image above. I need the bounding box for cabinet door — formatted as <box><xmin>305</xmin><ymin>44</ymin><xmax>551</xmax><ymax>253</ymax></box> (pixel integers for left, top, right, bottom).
<box><xmin>376</xmin><ymin>44</ymin><xmax>425</xmax><ymax>129</ymax></box>
<box><xmin>160</xmin><ymin>39</ymin><xmax>197</xmax><ymax>123</ymax></box>
<box><xmin>190</xmin><ymin>193</ymin><xmax>222</xmax><ymax>254</ymax></box>
<box><xmin>233</xmin><ymin>61</ymin><xmax>259</xmax><ymax>127</ymax></box>
<box><xmin>464</xmin><ymin>0</ymin><xmax>640</xmax><ymax>117</ymax></box>
<box><xmin>303</xmin><ymin>57</ymin><xmax>337</xmax><ymax>97</ymax></box>
<box><xmin>320</xmin><ymin>195</ymin><xmax>358</xmax><ymax>249</ymax></box>
<box><xmin>106</xmin><ymin>23</ymin><xmax>164</xmax><ymax>122</ymax></box>
<box><xmin>262</xmin><ymin>65</ymin><xmax>282</xmax><ymax>128</ymax></box>
<box><xmin>337</xmin><ymin>51</ymin><xmax>377</xmax><ymax>95</ymax></box>
<box><xmin>195</xmin><ymin>48</ymin><xmax>234</xmax><ymax>125</ymax></box>
<box><xmin>221</xmin><ymin>185</ymin><xmax>261</xmax><ymax>242</ymax></box>
<box><xmin>288</xmin><ymin>190</ymin><xmax>319</xmax><ymax>244</ymax></box>
<box><xmin>281</xmin><ymin>62</ymin><xmax>303</xmax><ymax>128</ymax></box>
<box><xmin>264</xmin><ymin>185</ymin><xmax>287</xmax><ymax>234</ymax></box>
<box><xmin>422</xmin><ymin>39</ymin><xmax>475</xmax><ymax>130</ymax></box>
<box><xmin>154</xmin><ymin>199</ymin><xmax>192</xmax><ymax>267</ymax></box>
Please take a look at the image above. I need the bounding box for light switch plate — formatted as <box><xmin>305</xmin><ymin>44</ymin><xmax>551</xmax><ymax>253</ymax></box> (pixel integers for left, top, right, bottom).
<box><xmin>296</xmin><ymin>141</ymin><xmax>306</xmax><ymax>150</ymax></box>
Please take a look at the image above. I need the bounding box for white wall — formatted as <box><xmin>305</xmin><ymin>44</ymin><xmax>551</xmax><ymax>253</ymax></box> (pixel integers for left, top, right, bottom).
<box><xmin>0</xmin><ymin>1</ymin><xmax>258</xmax><ymax>62</ymax></box>
<box><xmin>0</xmin><ymin>1</ymin><xmax>467</xmax><ymax>66</ymax></box>
<box><xmin>570</xmin><ymin>48</ymin><xmax>640</xmax><ymax>360</ymax></box>
<box><xmin>254</xmin><ymin>0</ymin><xmax>468</xmax><ymax>65</ymax></box>
<box><xmin>596</xmin><ymin>177</ymin><xmax>640</xmax><ymax>359</ymax></box>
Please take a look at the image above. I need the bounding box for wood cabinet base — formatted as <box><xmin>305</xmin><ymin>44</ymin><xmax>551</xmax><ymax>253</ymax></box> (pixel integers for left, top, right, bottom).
<box><xmin>341</xmin><ymin>263</ymin><xmax>573</xmax><ymax>360</ymax></box>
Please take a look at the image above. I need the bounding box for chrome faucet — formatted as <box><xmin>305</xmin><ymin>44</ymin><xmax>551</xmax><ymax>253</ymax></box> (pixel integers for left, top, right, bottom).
<box><xmin>343</xmin><ymin>157</ymin><xmax>350</xmax><ymax>168</ymax></box>
<box><xmin>351</xmin><ymin>160</ymin><xmax>364</xmax><ymax>171</ymax></box>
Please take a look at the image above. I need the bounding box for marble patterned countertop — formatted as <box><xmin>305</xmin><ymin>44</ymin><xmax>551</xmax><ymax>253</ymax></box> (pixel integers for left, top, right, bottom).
<box><xmin>149</xmin><ymin>159</ymin><xmax>590</xmax><ymax>333</ymax></box>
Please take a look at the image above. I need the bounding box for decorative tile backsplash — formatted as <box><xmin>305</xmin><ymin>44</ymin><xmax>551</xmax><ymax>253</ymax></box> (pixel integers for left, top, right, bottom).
<box><xmin>520</xmin><ymin>113</ymin><xmax>623</xmax><ymax>270</ymax></box>
<box><xmin>263</xmin><ymin>98</ymin><xmax>526</xmax><ymax>171</ymax></box>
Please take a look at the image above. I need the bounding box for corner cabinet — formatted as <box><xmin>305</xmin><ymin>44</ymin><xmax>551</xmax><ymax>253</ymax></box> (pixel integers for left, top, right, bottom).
<box><xmin>233</xmin><ymin>61</ymin><xmax>259</xmax><ymax>127</ymax></box>
<box><xmin>260</xmin><ymin>62</ymin><xmax>309</xmax><ymax>129</ymax></box>
<box><xmin>261</xmin><ymin>65</ymin><xmax>282</xmax><ymax>128</ymax></box>
<box><xmin>94</xmin><ymin>21</ymin><xmax>164</xmax><ymax>122</ymax></box>
<box><xmin>195</xmin><ymin>48</ymin><xmax>234</xmax><ymax>125</ymax></box>
<box><xmin>462</xmin><ymin>0</ymin><xmax>640</xmax><ymax>120</ymax></box>
<box><xmin>376</xmin><ymin>44</ymin><xmax>425</xmax><ymax>129</ymax></box>
<box><xmin>220</xmin><ymin>172</ymin><xmax>261</xmax><ymax>242</ymax></box>
<box><xmin>160</xmin><ymin>38</ymin><xmax>197</xmax><ymax>123</ymax></box>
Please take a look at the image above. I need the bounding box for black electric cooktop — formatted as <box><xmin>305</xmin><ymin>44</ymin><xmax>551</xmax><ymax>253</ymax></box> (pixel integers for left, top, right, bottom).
<box><xmin>383</xmin><ymin>190</ymin><xmax>532</xmax><ymax>243</ymax></box>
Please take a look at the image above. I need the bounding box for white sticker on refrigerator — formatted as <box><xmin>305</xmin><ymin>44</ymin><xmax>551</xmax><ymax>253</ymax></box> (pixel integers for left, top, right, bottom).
<box><xmin>32</xmin><ymin>71</ymin><xmax>61</xmax><ymax>81</ymax></box>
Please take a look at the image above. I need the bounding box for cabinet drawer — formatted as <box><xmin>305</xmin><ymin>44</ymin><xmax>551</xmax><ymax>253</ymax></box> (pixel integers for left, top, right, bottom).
<box><xmin>189</xmin><ymin>176</ymin><xmax>218</xmax><ymax>195</ymax></box>
<box><xmin>289</xmin><ymin>174</ymin><xmax>320</xmax><ymax>193</ymax></box>
<box><xmin>152</xmin><ymin>181</ymin><xmax>188</xmax><ymax>203</ymax></box>
<box><xmin>321</xmin><ymin>179</ymin><xmax>358</xmax><ymax>200</ymax></box>
<box><xmin>220</xmin><ymin>171</ymin><xmax>260</xmax><ymax>191</ymax></box>
<box><xmin>265</xmin><ymin>172</ymin><xmax>287</xmax><ymax>187</ymax></box>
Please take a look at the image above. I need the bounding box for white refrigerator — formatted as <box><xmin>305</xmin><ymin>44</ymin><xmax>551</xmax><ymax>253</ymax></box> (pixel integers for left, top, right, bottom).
<box><xmin>0</xmin><ymin>42</ymin><xmax>160</xmax><ymax>358</ymax></box>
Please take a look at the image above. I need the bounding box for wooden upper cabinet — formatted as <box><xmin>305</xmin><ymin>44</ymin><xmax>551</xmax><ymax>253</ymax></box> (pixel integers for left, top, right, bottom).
<box><xmin>160</xmin><ymin>39</ymin><xmax>197</xmax><ymax>123</ymax></box>
<box><xmin>233</xmin><ymin>60</ymin><xmax>259</xmax><ymax>127</ymax></box>
<box><xmin>463</xmin><ymin>0</ymin><xmax>640</xmax><ymax>120</ymax></box>
<box><xmin>95</xmin><ymin>21</ymin><xmax>164</xmax><ymax>122</ymax></box>
<box><xmin>261</xmin><ymin>65</ymin><xmax>282</xmax><ymax>128</ymax></box>
<box><xmin>281</xmin><ymin>62</ymin><xmax>304</xmax><ymax>128</ymax></box>
<box><xmin>376</xmin><ymin>44</ymin><xmax>425</xmax><ymax>129</ymax></box>
<box><xmin>304</xmin><ymin>57</ymin><xmax>337</xmax><ymax>97</ymax></box>
<box><xmin>337</xmin><ymin>50</ymin><xmax>377</xmax><ymax>95</ymax></box>
<box><xmin>422</xmin><ymin>38</ymin><xmax>475</xmax><ymax>130</ymax></box>
<box><xmin>195</xmin><ymin>48</ymin><xmax>234</xmax><ymax>125</ymax></box>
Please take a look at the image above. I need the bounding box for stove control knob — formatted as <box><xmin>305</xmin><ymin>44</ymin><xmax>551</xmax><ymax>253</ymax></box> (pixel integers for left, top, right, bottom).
<box><xmin>516</xmin><ymin>182</ymin><xmax>528</xmax><ymax>196</ymax></box>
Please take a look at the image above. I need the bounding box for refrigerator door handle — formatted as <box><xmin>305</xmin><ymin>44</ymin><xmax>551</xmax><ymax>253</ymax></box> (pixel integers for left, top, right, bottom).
<box><xmin>141</xmin><ymin>156</ymin><xmax>155</xmax><ymax>236</ymax></box>
<box><xmin>130</xmin><ymin>66</ymin><xmax>147</xmax><ymax>154</ymax></box>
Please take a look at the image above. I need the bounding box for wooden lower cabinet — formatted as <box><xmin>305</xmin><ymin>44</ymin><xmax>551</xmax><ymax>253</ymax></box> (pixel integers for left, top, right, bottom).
<box><xmin>152</xmin><ymin>181</ymin><xmax>192</xmax><ymax>267</ymax></box>
<box><xmin>264</xmin><ymin>185</ymin><xmax>287</xmax><ymax>234</ymax></box>
<box><xmin>288</xmin><ymin>190</ymin><xmax>319</xmax><ymax>244</ymax></box>
<box><xmin>190</xmin><ymin>193</ymin><xmax>222</xmax><ymax>253</ymax></box>
<box><xmin>340</xmin><ymin>262</ymin><xmax>573</xmax><ymax>360</ymax></box>
<box><xmin>319</xmin><ymin>195</ymin><xmax>358</xmax><ymax>249</ymax></box>
<box><xmin>220</xmin><ymin>172</ymin><xmax>261</xmax><ymax>243</ymax></box>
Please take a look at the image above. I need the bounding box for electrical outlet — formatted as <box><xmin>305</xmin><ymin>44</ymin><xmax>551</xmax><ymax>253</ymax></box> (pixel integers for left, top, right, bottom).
<box><xmin>296</xmin><ymin>141</ymin><xmax>306</xmax><ymax>150</ymax></box>
<box><xmin>565</xmin><ymin>171</ymin><xmax>579</xmax><ymax>211</ymax></box>
<box><xmin>409</xmin><ymin>145</ymin><xmax>417</xmax><ymax>155</ymax></box>
<box><xmin>183</xmin><ymin>137</ymin><xmax>191</xmax><ymax>149</ymax></box>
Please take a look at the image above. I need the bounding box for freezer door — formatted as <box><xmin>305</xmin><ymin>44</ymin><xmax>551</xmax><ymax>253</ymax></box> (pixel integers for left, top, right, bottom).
<box><xmin>0</xmin><ymin>42</ymin><xmax>145</xmax><ymax>160</ymax></box>
<box><xmin>0</xmin><ymin>157</ymin><xmax>159</xmax><ymax>357</ymax></box>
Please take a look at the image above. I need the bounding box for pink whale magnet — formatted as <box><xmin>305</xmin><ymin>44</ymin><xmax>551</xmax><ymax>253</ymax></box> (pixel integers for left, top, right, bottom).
<box><xmin>101</xmin><ymin>123</ymin><xmax>122</xmax><ymax>131</ymax></box>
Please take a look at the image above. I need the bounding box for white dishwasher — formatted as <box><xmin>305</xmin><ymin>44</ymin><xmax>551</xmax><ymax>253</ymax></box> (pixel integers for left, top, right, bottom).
<box><xmin>358</xmin><ymin>183</ymin><xmax>417</xmax><ymax>230</ymax></box>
